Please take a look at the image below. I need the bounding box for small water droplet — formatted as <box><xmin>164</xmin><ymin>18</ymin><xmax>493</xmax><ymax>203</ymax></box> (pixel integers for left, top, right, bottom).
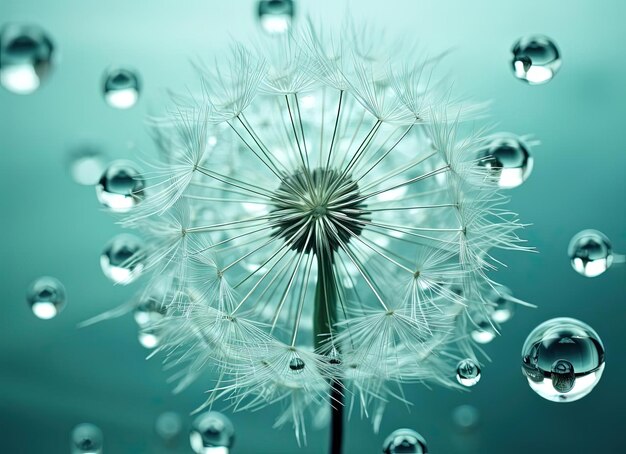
<box><xmin>67</xmin><ymin>147</ymin><xmax>107</xmax><ymax>186</ymax></box>
<box><xmin>478</xmin><ymin>134</ymin><xmax>533</xmax><ymax>189</ymax></box>
<box><xmin>470</xmin><ymin>320</ymin><xmax>496</xmax><ymax>344</ymax></box>
<box><xmin>156</xmin><ymin>411</ymin><xmax>182</xmax><ymax>441</ymax></box>
<box><xmin>487</xmin><ymin>286</ymin><xmax>514</xmax><ymax>324</ymax></box>
<box><xmin>258</xmin><ymin>0</ymin><xmax>295</xmax><ymax>34</ymax></box>
<box><xmin>452</xmin><ymin>404</ymin><xmax>479</xmax><ymax>431</ymax></box>
<box><xmin>134</xmin><ymin>293</ymin><xmax>167</xmax><ymax>327</ymax></box>
<box><xmin>456</xmin><ymin>359</ymin><xmax>481</xmax><ymax>387</ymax></box>
<box><xmin>289</xmin><ymin>356</ymin><xmax>305</xmax><ymax>372</ymax></box>
<box><xmin>100</xmin><ymin>233</ymin><xmax>145</xmax><ymax>285</ymax></box>
<box><xmin>26</xmin><ymin>276</ymin><xmax>66</xmax><ymax>319</ymax></box>
<box><xmin>521</xmin><ymin>317</ymin><xmax>605</xmax><ymax>402</ymax></box>
<box><xmin>511</xmin><ymin>35</ymin><xmax>561</xmax><ymax>84</ymax></box>
<box><xmin>189</xmin><ymin>411</ymin><xmax>235</xmax><ymax>453</ymax></box>
<box><xmin>138</xmin><ymin>328</ymin><xmax>161</xmax><ymax>349</ymax></box>
<box><xmin>568</xmin><ymin>229</ymin><xmax>613</xmax><ymax>277</ymax></box>
<box><xmin>0</xmin><ymin>24</ymin><xmax>54</xmax><ymax>94</ymax></box>
<box><xmin>382</xmin><ymin>428</ymin><xmax>428</xmax><ymax>454</ymax></box>
<box><xmin>103</xmin><ymin>68</ymin><xmax>141</xmax><ymax>109</ymax></box>
<box><xmin>328</xmin><ymin>347</ymin><xmax>341</xmax><ymax>365</ymax></box>
<box><xmin>71</xmin><ymin>423</ymin><xmax>103</xmax><ymax>454</ymax></box>
<box><xmin>96</xmin><ymin>160</ymin><xmax>145</xmax><ymax>212</ymax></box>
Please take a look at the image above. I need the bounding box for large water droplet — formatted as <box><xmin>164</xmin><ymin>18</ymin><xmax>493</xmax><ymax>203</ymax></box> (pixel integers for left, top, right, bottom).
<box><xmin>189</xmin><ymin>411</ymin><xmax>235</xmax><ymax>454</ymax></box>
<box><xmin>103</xmin><ymin>68</ymin><xmax>141</xmax><ymax>109</ymax></box>
<box><xmin>382</xmin><ymin>428</ymin><xmax>428</xmax><ymax>453</ymax></box>
<box><xmin>456</xmin><ymin>359</ymin><xmax>481</xmax><ymax>387</ymax></box>
<box><xmin>71</xmin><ymin>423</ymin><xmax>103</xmax><ymax>454</ymax></box>
<box><xmin>67</xmin><ymin>147</ymin><xmax>107</xmax><ymax>186</ymax></box>
<box><xmin>478</xmin><ymin>134</ymin><xmax>533</xmax><ymax>189</ymax></box>
<box><xmin>156</xmin><ymin>411</ymin><xmax>182</xmax><ymax>441</ymax></box>
<box><xmin>96</xmin><ymin>160</ymin><xmax>145</xmax><ymax>212</ymax></box>
<box><xmin>521</xmin><ymin>317</ymin><xmax>605</xmax><ymax>402</ymax></box>
<box><xmin>0</xmin><ymin>24</ymin><xmax>54</xmax><ymax>94</ymax></box>
<box><xmin>100</xmin><ymin>233</ymin><xmax>145</xmax><ymax>284</ymax></box>
<box><xmin>258</xmin><ymin>0</ymin><xmax>295</xmax><ymax>34</ymax></box>
<box><xmin>26</xmin><ymin>276</ymin><xmax>66</xmax><ymax>319</ymax></box>
<box><xmin>568</xmin><ymin>229</ymin><xmax>613</xmax><ymax>277</ymax></box>
<box><xmin>511</xmin><ymin>35</ymin><xmax>561</xmax><ymax>84</ymax></box>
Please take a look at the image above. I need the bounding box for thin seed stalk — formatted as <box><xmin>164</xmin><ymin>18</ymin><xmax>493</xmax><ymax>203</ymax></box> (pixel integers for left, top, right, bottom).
<box><xmin>314</xmin><ymin>252</ymin><xmax>344</xmax><ymax>454</ymax></box>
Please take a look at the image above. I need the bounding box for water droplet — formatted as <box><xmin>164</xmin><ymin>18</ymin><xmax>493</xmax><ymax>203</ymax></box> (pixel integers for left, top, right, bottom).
<box><xmin>156</xmin><ymin>411</ymin><xmax>182</xmax><ymax>441</ymax></box>
<box><xmin>258</xmin><ymin>0</ymin><xmax>294</xmax><ymax>34</ymax></box>
<box><xmin>521</xmin><ymin>317</ymin><xmax>605</xmax><ymax>402</ymax></box>
<box><xmin>568</xmin><ymin>229</ymin><xmax>613</xmax><ymax>277</ymax></box>
<box><xmin>100</xmin><ymin>233</ymin><xmax>145</xmax><ymax>285</ymax></box>
<box><xmin>138</xmin><ymin>328</ymin><xmax>161</xmax><ymax>349</ymax></box>
<box><xmin>487</xmin><ymin>286</ymin><xmax>514</xmax><ymax>324</ymax></box>
<box><xmin>67</xmin><ymin>147</ymin><xmax>107</xmax><ymax>186</ymax></box>
<box><xmin>71</xmin><ymin>423</ymin><xmax>103</xmax><ymax>454</ymax></box>
<box><xmin>26</xmin><ymin>276</ymin><xmax>66</xmax><ymax>319</ymax></box>
<box><xmin>470</xmin><ymin>320</ymin><xmax>496</xmax><ymax>344</ymax></box>
<box><xmin>103</xmin><ymin>68</ymin><xmax>141</xmax><ymax>109</ymax></box>
<box><xmin>134</xmin><ymin>294</ymin><xmax>167</xmax><ymax>327</ymax></box>
<box><xmin>456</xmin><ymin>359</ymin><xmax>481</xmax><ymax>387</ymax></box>
<box><xmin>452</xmin><ymin>405</ymin><xmax>479</xmax><ymax>431</ymax></box>
<box><xmin>328</xmin><ymin>347</ymin><xmax>341</xmax><ymax>365</ymax></box>
<box><xmin>511</xmin><ymin>35</ymin><xmax>561</xmax><ymax>84</ymax></box>
<box><xmin>189</xmin><ymin>411</ymin><xmax>235</xmax><ymax>453</ymax></box>
<box><xmin>289</xmin><ymin>356</ymin><xmax>305</xmax><ymax>372</ymax></box>
<box><xmin>382</xmin><ymin>428</ymin><xmax>428</xmax><ymax>454</ymax></box>
<box><xmin>478</xmin><ymin>134</ymin><xmax>533</xmax><ymax>189</ymax></box>
<box><xmin>0</xmin><ymin>24</ymin><xmax>54</xmax><ymax>94</ymax></box>
<box><xmin>96</xmin><ymin>160</ymin><xmax>145</xmax><ymax>212</ymax></box>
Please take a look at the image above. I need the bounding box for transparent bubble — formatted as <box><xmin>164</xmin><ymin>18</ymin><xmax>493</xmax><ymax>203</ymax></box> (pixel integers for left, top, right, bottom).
<box><xmin>189</xmin><ymin>411</ymin><xmax>235</xmax><ymax>454</ymax></box>
<box><xmin>0</xmin><ymin>24</ymin><xmax>54</xmax><ymax>94</ymax></box>
<box><xmin>452</xmin><ymin>405</ymin><xmax>479</xmax><ymax>431</ymax></box>
<box><xmin>521</xmin><ymin>317</ymin><xmax>605</xmax><ymax>403</ymax></box>
<box><xmin>487</xmin><ymin>286</ymin><xmax>514</xmax><ymax>324</ymax></box>
<box><xmin>96</xmin><ymin>160</ymin><xmax>145</xmax><ymax>212</ymax></box>
<box><xmin>67</xmin><ymin>147</ymin><xmax>107</xmax><ymax>186</ymax></box>
<box><xmin>382</xmin><ymin>428</ymin><xmax>428</xmax><ymax>454</ymax></box>
<box><xmin>568</xmin><ymin>229</ymin><xmax>613</xmax><ymax>277</ymax></box>
<box><xmin>258</xmin><ymin>0</ymin><xmax>294</xmax><ymax>34</ymax></box>
<box><xmin>156</xmin><ymin>411</ymin><xmax>182</xmax><ymax>441</ymax></box>
<box><xmin>71</xmin><ymin>423</ymin><xmax>103</xmax><ymax>454</ymax></box>
<box><xmin>470</xmin><ymin>320</ymin><xmax>496</xmax><ymax>344</ymax></box>
<box><xmin>456</xmin><ymin>359</ymin><xmax>481</xmax><ymax>387</ymax></box>
<box><xmin>26</xmin><ymin>276</ymin><xmax>66</xmax><ymax>319</ymax></box>
<box><xmin>511</xmin><ymin>35</ymin><xmax>561</xmax><ymax>84</ymax></box>
<box><xmin>478</xmin><ymin>134</ymin><xmax>533</xmax><ymax>189</ymax></box>
<box><xmin>289</xmin><ymin>356</ymin><xmax>305</xmax><ymax>372</ymax></box>
<box><xmin>100</xmin><ymin>233</ymin><xmax>145</xmax><ymax>285</ymax></box>
<box><xmin>103</xmin><ymin>68</ymin><xmax>141</xmax><ymax>109</ymax></box>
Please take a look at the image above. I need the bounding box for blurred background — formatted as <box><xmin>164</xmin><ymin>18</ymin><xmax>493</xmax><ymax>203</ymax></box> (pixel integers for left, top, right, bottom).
<box><xmin>1</xmin><ymin>0</ymin><xmax>624</xmax><ymax>452</ymax></box>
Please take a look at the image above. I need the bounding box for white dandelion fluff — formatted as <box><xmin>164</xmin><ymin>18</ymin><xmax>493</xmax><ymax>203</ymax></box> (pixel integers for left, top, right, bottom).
<box><xmin>90</xmin><ymin>19</ymin><xmax>532</xmax><ymax>451</ymax></box>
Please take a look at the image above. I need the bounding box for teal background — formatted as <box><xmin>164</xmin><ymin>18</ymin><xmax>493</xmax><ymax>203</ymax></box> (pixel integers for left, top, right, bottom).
<box><xmin>1</xmin><ymin>0</ymin><xmax>625</xmax><ymax>452</ymax></box>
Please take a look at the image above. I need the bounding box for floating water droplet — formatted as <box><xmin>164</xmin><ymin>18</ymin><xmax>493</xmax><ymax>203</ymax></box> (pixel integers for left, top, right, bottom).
<box><xmin>258</xmin><ymin>0</ymin><xmax>294</xmax><ymax>34</ymax></box>
<box><xmin>568</xmin><ymin>229</ymin><xmax>613</xmax><ymax>277</ymax></box>
<box><xmin>26</xmin><ymin>276</ymin><xmax>66</xmax><ymax>319</ymax></box>
<box><xmin>452</xmin><ymin>404</ymin><xmax>479</xmax><ymax>431</ymax></box>
<box><xmin>103</xmin><ymin>68</ymin><xmax>141</xmax><ymax>109</ymax></box>
<box><xmin>138</xmin><ymin>328</ymin><xmax>161</xmax><ymax>349</ymax></box>
<box><xmin>478</xmin><ymin>135</ymin><xmax>533</xmax><ymax>189</ymax></box>
<box><xmin>521</xmin><ymin>317</ymin><xmax>605</xmax><ymax>402</ymax></box>
<box><xmin>71</xmin><ymin>423</ymin><xmax>103</xmax><ymax>454</ymax></box>
<box><xmin>470</xmin><ymin>320</ymin><xmax>496</xmax><ymax>344</ymax></box>
<box><xmin>100</xmin><ymin>233</ymin><xmax>145</xmax><ymax>285</ymax></box>
<box><xmin>487</xmin><ymin>286</ymin><xmax>514</xmax><ymax>324</ymax></box>
<box><xmin>289</xmin><ymin>356</ymin><xmax>305</xmax><ymax>372</ymax></box>
<box><xmin>382</xmin><ymin>428</ymin><xmax>428</xmax><ymax>454</ymax></box>
<box><xmin>0</xmin><ymin>24</ymin><xmax>54</xmax><ymax>94</ymax></box>
<box><xmin>189</xmin><ymin>411</ymin><xmax>235</xmax><ymax>454</ymax></box>
<box><xmin>156</xmin><ymin>411</ymin><xmax>182</xmax><ymax>441</ymax></box>
<box><xmin>96</xmin><ymin>160</ymin><xmax>145</xmax><ymax>212</ymax></box>
<box><xmin>511</xmin><ymin>35</ymin><xmax>561</xmax><ymax>84</ymax></box>
<box><xmin>456</xmin><ymin>359</ymin><xmax>481</xmax><ymax>387</ymax></box>
<box><xmin>67</xmin><ymin>147</ymin><xmax>107</xmax><ymax>186</ymax></box>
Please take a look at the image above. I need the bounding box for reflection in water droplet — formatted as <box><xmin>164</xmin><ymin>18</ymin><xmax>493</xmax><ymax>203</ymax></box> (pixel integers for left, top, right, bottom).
<box><xmin>27</xmin><ymin>276</ymin><xmax>66</xmax><ymax>319</ymax></box>
<box><xmin>0</xmin><ymin>24</ymin><xmax>54</xmax><ymax>94</ymax></box>
<box><xmin>258</xmin><ymin>0</ymin><xmax>295</xmax><ymax>34</ymax></box>
<box><xmin>511</xmin><ymin>35</ymin><xmax>561</xmax><ymax>84</ymax></box>
<box><xmin>568</xmin><ymin>229</ymin><xmax>613</xmax><ymax>277</ymax></box>
<box><xmin>478</xmin><ymin>134</ymin><xmax>533</xmax><ymax>189</ymax></box>
<box><xmin>289</xmin><ymin>356</ymin><xmax>305</xmax><ymax>372</ymax></box>
<box><xmin>189</xmin><ymin>411</ymin><xmax>235</xmax><ymax>454</ymax></box>
<box><xmin>521</xmin><ymin>317</ymin><xmax>605</xmax><ymax>403</ymax></box>
<box><xmin>96</xmin><ymin>160</ymin><xmax>145</xmax><ymax>212</ymax></box>
<box><xmin>100</xmin><ymin>233</ymin><xmax>145</xmax><ymax>285</ymax></box>
<box><xmin>452</xmin><ymin>404</ymin><xmax>479</xmax><ymax>431</ymax></box>
<box><xmin>156</xmin><ymin>411</ymin><xmax>182</xmax><ymax>441</ymax></box>
<box><xmin>456</xmin><ymin>359</ymin><xmax>481</xmax><ymax>387</ymax></box>
<box><xmin>71</xmin><ymin>423</ymin><xmax>103</xmax><ymax>454</ymax></box>
<box><xmin>103</xmin><ymin>68</ymin><xmax>141</xmax><ymax>109</ymax></box>
<box><xmin>382</xmin><ymin>428</ymin><xmax>428</xmax><ymax>454</ymax></box>
<box><xmin>67</xmin><ymin>147</ymin><xmax>107</xmax><ymax>186</ymax></box>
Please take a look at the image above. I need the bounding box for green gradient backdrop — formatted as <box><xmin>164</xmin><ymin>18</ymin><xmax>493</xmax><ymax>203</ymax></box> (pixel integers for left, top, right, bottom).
<box><xmin>1</xmin><ymin>0</ymin><xmax>625</xmax><ymax>452</ymax></box>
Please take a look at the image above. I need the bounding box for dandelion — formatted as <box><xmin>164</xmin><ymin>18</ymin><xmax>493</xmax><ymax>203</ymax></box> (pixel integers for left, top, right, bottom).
<box><xmin>92</xmin><ymin>20</ymin><xmax>531</xmax><ymax>453</ymax></box>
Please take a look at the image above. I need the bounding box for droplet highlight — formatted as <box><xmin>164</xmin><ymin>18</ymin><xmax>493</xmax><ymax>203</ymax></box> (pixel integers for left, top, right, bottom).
<box><xmin>511</xmin><ymin>35</ymin><xmax>561</xmax><ymax>84</ymax></box>
<box><xmin>382</xmin><ymin>428</ymin><xmax>428</xmax><ymax>454</ymax></box>
<box><xmin>478</xmin><ymin>134</ymin><xmax>533</xmax><ymax>189</ymax></box>
<box><xmin>258</xmin><ymin>0</ymin><xmax>295</xmax><ymax>34</ymax></box>
<box><xmin>103</xmin><ymin>68</ymin><xmax>141</xmax><ymax>109</ymax></box>
<box><xmin>456</xmin><ymin>359</ymin><xmax>481</xmax><ymax>387</ymax></box>
<box><xmin>100</xmin><ymin>233</ymin><xmax>146</xmax><ymax>285</ymax></box>
<box><xmin>568</xmin><ymin>229</ymin><xmax>613</xmax><ymax>277</ymax></box>
<box><xmin>67</xmin><ymin>147</ymin><xmax>107</xmax><ymax>186</ymax></box>
<box><xmin>96</xmin><ymin>160</ymin><xmax>145</xmax><ymax>212</ymax></box>
<box><xmin>26</xmin><ymin>276</ymin><xmax>66</xmax><ymax>319</ymax></box>
<box><xmin>71</xmin><ymin>423</ymin><xmax>103</xmax><ymax>454</ymax></box>
<box><xmin>189</xmin><ymin>411</ymin><xmax>235</xmax><ymax>454</ymax></box>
